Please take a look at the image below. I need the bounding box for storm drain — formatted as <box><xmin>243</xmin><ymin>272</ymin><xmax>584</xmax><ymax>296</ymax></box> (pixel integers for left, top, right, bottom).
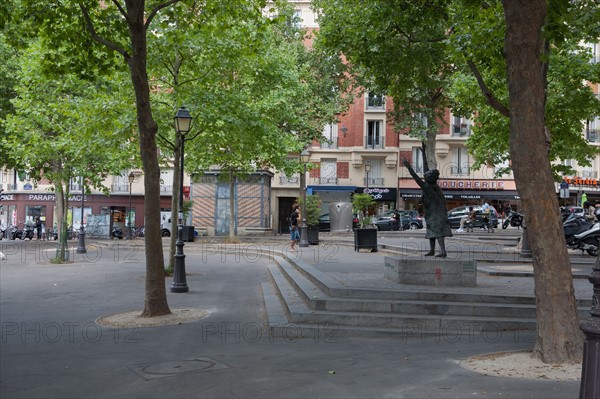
<box><xmin>131</xmin><ymin>357</ymin><xmax>230</xmax><ymax>380</ymax></box>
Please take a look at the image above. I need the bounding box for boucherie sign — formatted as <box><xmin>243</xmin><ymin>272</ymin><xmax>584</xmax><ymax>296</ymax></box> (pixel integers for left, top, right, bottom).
<box><xmin>438</xmin><ymin>180</ymin><xmax>505</xmax><ymax>190</ymax></box>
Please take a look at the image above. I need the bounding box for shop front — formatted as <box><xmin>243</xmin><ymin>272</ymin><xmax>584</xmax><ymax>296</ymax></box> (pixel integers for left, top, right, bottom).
<box><xmin>399</xmin><ymin>178</ymin><xmax>520</xmax><ymax>215</ymax></box>
<box><xmin>355</xmin><ymin>187</ymin><xmax>397</xmax><ymax>214</ymax></box>
<box><xmin>0</xmin><ymin>192</ymin><xmax>170</xmax><ymax>237</ymax></box>
<box><xmin>559</xmin><ymin>176</ymin><xmax>600</xmax><ymax>207</ymax></box>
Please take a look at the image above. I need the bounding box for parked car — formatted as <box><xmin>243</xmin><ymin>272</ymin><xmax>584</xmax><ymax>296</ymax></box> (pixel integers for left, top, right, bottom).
<box><xmin>318</xmin><ymin>213</ymin><xmax>360</xmax><ymax>232</ymax></box>
<box><xmin>373</xmin><ymin>210</ymin><xmax>423</xmax><ymax>231</ymax></box>
<box><xmin>447</xmin><ymin>205</ymin><xmax>499</xmax><ymax>229</ymax></box>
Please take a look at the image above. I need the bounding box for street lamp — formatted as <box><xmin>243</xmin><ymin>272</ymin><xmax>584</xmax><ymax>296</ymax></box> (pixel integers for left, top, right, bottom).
<box><xmin>127</xmin><ymin>172</ymin><xmax>135</xmax><ymax>240</ymax></box>
<box><xmin>365</xmin><ymin>163</ymin><xmax>372</xmax><ymax>191</ymax></box>
<box><xmin>171</xmin><ymin>106</ymin><xmax>192</xmax><ymax>293</ymax></box>
<box><xmin>76</xmin><ymin>177</ymin><xmax>86</xmax><ymax>254</ymax></box>
<box><xmin>299</xmin><ymin>149</ymin><xmax>310</xmax><ymax>248</ymax></box>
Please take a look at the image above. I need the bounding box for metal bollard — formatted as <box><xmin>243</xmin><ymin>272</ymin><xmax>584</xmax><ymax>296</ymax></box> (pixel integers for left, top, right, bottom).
<box><xmin>579</xmin><ymin>256</ymin><xmax>600</xmax><ymax>398</ymax></box>
<box><xmin>520</xmin><ymin>226</ymin><xmax>532</xmax><ymax>258</ymax></box>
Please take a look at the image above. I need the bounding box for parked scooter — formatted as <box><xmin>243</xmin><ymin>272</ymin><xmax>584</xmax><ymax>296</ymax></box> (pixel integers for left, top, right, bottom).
<box><xmin>502</xmin><ymin>208</ymin><xmax>524</xmax><ymax>229</ymax></box>
<box><xmin>564</xmin><ymin>211</ymin><xmax>600</xmax><ymax>256</ymax></box>
<box><xmin>22</xmin><ymin>223</ymin><xmax>35</xmax><ymax>240</ymax></box>
<box><xmin>111</xmin><ymin>226</ymin><xmax>124</xmax><ymax>239</ymax></box>
<box><xmin>8</xmin><ymin>224</ymin><xmax>24</xmax><ymax>240</ymax></box>
<box><xmin>0</xmin><ymin>225</ymin><xmax>6</xmax><ymax>240</ymax></box>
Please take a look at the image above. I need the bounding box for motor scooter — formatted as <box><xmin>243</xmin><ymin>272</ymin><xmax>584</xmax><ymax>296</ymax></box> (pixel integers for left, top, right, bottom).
<box><xmin>111</xmin><ymin>226</ymin><xmax>124</xmax><ymax>239</ymax></box>
<box><xmin>502</xmin><ymin>209</ymin><xmax>524</xmax><ymax>229</ymax></box>
<box><xmin>564</xmin><ymin>211</ymin><xmax>600</xmax><ymax>256</ymax></box>
<box><xmin>22</xmin><ymin>223</ymin><xmax>35</xmax><ymax>240</ymax></box>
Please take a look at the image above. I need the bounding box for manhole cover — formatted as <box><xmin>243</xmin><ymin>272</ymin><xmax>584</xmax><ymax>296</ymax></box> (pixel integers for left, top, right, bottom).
<box><xmin>131</xmin><ymin>357</ymin><xmax>230</xmax><ymax>380</ymax></box>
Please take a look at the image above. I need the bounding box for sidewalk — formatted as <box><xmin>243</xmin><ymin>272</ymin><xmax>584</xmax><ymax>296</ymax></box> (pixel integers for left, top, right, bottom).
<box><xmin>0</xmin><ymin>235</ymin><xmax>589</xmax><ymax>398</ymax></box>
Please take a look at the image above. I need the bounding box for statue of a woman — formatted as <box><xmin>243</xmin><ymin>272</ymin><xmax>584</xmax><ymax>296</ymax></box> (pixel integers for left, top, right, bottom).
<box><xmin>403</xmin><ymin>159</ymin><xmax>452</xmax><ymax>257</ymax></box>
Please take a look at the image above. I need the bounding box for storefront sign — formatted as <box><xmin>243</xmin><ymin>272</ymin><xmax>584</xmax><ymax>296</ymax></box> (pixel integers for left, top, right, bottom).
<box><xmin>563</xmin><ymin>176</ymin><xmax>600</xmax><ymax>187</ymax></box>
<box><xmin>28</xmin><ymin>194</ymin><xmax>86</xmax><ymax>202</ymax></box>
<box><xmin>357</xmin><ymin>187</ymin><xmax>397</xmax><ymax>201</ymax></box>
<box><xmin>439</xmin><ymin>180</ymin><xmax>505</xmax><ymax>190</ymax></box>
<box><xmin>0</xmin><ymin>194</ymin><xmax>15</xmax><ymax>201</ymax></box>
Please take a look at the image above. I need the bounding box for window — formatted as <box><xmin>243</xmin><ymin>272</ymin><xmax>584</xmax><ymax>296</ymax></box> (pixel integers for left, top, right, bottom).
<box><xmin>366</xmin><ymin>93</ymin><xmax>385</xmax><ymax>110</ymax></box>
<box><xmin>321</xmin><ymin>123</ymin><xmax>338</xmax><ymax>149</ymax></box>
<box><xmin>587</xmin><ymin>118</ymin><xmax>599</xmax><ymax>142</ymax></box>
<box><xmin>160</xmin><ymin>170</ymin><xmax>173</xmax><ymax>193</ymax></box>
<box><xmin>452</xmin><ymin>115</ymin><xmax>472</xmax><ymax>136</ymax></box>
<box><xmin>366</xmin><ymin>120</ymin><xmax>383</xmax><ymax>149</ymax></box>
<box><xmin>364</xmin><ymin>159</ymin><xmax>384</xmax><ymax>187</ymax></box>
<box><xmin>452</xmin><ymin>147</ymin><xmax>470</xmax><ymax>175</ymax></box>
<box><xmin>412</xmin><ymin>147</ymin><xmax>424</xmax><ymax>173</ymax></box>
<box><xmin>320</xmin><ymin>159</ymin><xmax>337</xmax><ymax>184</ymax></box>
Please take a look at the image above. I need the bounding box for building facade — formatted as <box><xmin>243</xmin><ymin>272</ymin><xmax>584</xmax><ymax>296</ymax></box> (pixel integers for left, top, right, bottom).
<box><xmin>0</xmin><ymin>168</ymin><xmax>183</xmax><ymax>237</ymax></box>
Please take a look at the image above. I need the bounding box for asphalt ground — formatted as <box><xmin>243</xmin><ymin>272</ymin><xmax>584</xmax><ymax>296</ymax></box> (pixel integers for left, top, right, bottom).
<box><xmin>0</xmin><ymin>232</ymin><xmax>592</xmax><ymax>399</ymax></box>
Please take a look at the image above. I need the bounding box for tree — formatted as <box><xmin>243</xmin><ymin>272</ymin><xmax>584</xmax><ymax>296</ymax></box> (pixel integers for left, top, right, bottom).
<box><xmin>313</xmin><ymin>0</ymin><xmax>600</xmax><ymax>363</ymax></box>
<box><xmin>1</xmin><ymin>40</ymin><xmax>137</xmax><ymax>261</ymax></box>
<box><xmin>312</xmin><ymin>0</ymin><xmax>457</xmax><ymax>169</ymax></box>
<box><xmin>0</xmin><ymin>0</ymin><xmax>182</xmax><ymax>317</ymax></box>
<box><xmin>451</xmin><ymin>0</ymin><xmax>600</xmax><ymax>363</ymax></box>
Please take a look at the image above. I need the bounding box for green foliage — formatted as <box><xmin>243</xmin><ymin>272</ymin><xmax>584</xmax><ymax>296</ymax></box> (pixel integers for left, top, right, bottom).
<box><xmin>296</xmin><ymin>194</ymin><xmax>322</xmax><ymax>228</ymax></box>
<box><xmin>352</xmin><ymin>193</ymin><xmax>375</xmax><ymax>215</ymax></box>
<box><xmin>447</xmin><ymin>0</ymin><xmax>600</xmax><ymax>179</ymax></box>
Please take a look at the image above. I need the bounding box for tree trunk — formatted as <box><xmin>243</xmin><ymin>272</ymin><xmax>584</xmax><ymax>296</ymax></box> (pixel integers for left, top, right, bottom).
<box><xmin>229</xmin><ymin>169</ymin><xmax>235</xmax><ymax>239</ymax></box>
<box><xmin>502</xmin><ymin>0</ymin><xmax>582</xmax><ymax>362</ymax></box>
<box><xmin>424</xmin><ymin>125</ymin><xmax>437</xmax><ymax>171</ymax></box>
<box><xmin>54</xmin><ymin>184</ymin><xmax>68</xmax><ymax>261</ymax></box>
<box><xmin>125</xmin><ymin>0</ymin><xmax>170</xmax><ymax>317</ymax></box>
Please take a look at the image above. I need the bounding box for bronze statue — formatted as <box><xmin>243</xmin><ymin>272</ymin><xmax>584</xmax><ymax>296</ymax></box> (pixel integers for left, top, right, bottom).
<box><xmin>403</xmin><ymin>159</ymin><xmax>452</xmax><ymax>257</ymax></box>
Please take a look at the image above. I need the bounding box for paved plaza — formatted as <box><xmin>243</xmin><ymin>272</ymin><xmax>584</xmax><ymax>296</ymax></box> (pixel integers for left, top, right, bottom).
<box><xmin>0</xmin><ymin>230</ymin><xmax>593</xmax><ymax>398</ymax></box>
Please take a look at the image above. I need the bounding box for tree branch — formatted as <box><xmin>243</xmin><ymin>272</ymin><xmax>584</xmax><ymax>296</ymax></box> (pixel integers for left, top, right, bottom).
<box><xmin>145</xmin><ymin>0</ymin><xmax>183</xmax><ymax>30</ymax></box>
<box><xmin>79</xmin><ymin>3</ymin><xmax>130</xmax><ymax>59</ymax></box>
<box><xmin>110</xmin><ymin>0</ymin><xmax>130</xmax><ymax>23</ymax></box>
<box><xmin>466</xmin><ymin>59</ymin><xmax>510</xmax><ymax>117</ymax></box>
<box><xmin>157</xmin><ymin>133</ymin><xmax>176</xmax><ymax>150</ymax></box>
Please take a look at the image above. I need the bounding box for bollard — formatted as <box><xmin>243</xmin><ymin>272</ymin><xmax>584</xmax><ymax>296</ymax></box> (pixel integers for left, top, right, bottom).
<box><xmin>579</xmin><ymin>257</ymin><xmax>600</xmax><ymax>398</ymax></box>
<box><xmin>520</xmin><ymin>226</ymin><xmax>532</xmax><ymax>258</ymax></box>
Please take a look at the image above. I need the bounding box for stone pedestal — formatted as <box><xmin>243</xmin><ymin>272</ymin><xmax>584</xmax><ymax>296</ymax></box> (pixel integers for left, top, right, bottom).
<box><xmin>384</xmin><ymin>256</ymin><xmax>477</xmax><ymax>287</ymax></box>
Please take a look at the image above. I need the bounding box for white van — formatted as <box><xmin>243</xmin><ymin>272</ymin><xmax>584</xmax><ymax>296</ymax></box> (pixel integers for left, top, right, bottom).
<box><xmin>160</xmin><ymin>211</ymin><xmax>174</xmax><ymax>237</ymax></box>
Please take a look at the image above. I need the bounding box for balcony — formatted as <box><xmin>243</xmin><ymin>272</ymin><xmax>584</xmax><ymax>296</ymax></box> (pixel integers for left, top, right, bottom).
<box><xmin>5</xmin><ymin>184</ymin><xmax>17</xmax><ymax>191</ymax></box>
<box><xmin>450</xmin><ymin>166</ymin><xmax>470</xmax><ymax>175</ymax></box>
<box><xmin>364</xmin><ymin>177</ymin><xmax>384</xmax><ymax>187</ymax></box>
<box><xmin>321</xmin><ymin>137</ymin><xmax>338</xmax><ymax>149</ymax></box>
<box><xmin>586</xmin><ymin>129</ymin><xmax>599</xmax><ymax>143</ymax></box>
<box><xmin>279</xmin><ymin>175</ymin><xmax>299</xmax><ymax>185</ymax></box>
<box><xmin>581</xmin><ymin>170</ymin><xmax>598</xmax><ymax>179</ymax></box>
<box><xmin>452</xmin><ymin>124</ymin><xmax>471</xmax><ymax>137</ymax></box>
<box><xmin>366</xmin><ymin>95</ymin><xmax>385</xmax><ymax>111</ymax></box>
<box><xmin>111</xmin><ymin>183</ymin><xmax>128</xmax><ymax>193</ymax></box>
<box><xmin>319</xmin><ymin>177</ymin><xmax>338</xmax><ymax>185</ymax></box>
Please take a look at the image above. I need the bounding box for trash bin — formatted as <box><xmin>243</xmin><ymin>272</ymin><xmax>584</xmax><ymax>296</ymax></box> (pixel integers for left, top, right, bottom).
<box><xmin>181</xmin><ymin>226</ymin><xmax>195</xmax><ymax>242</ymax></box>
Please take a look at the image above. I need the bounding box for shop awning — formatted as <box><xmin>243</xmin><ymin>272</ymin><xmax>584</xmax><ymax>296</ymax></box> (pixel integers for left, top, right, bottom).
<box><xmin>306</xmin><ymin>186</ymin><xmax>356</xmax><ymax>194</ymax></box>
<box><xmin>400</xmin><ymin>189</ymin><xmax>520</xmax><ymax>200</ymax></box>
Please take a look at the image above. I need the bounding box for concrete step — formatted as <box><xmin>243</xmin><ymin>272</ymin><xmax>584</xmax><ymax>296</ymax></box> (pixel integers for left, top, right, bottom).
<box><xmin>273</xmin><ymin>256</ymin><xmax>541</xmax><ymax>319</ymax></box>
<box><xmin>266</xmin><ymin>262</ymin><xmax>537</xmax><ymax>335</ymax></box>
<box><xmin>263</xmin><ymin>254</ymin><xmax>592</xmax><ymax>338</ymax></box>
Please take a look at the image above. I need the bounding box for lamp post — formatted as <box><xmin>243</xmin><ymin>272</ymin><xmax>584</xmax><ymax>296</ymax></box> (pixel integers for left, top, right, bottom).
<box><xmin>127</xmin><ymin>172</ymin><xmax>135</xmax><ymax>240</ymax></box>
<box><xmin>365</xmin><ymin>163</ymin><xmax>372</xmax><ymax>191</ymax></box>
<box><xmin>299</xmin><ymin>149</ymin><xmax>310</xmax><ymax>248</ymax></box>
<box><xmin>76</xmin><ymin>178</ymin><xmax>86</xmax><ymax>254</ymax></box>
<box><xmin>171</xmin><ymin>106</ymin><xmax>192</xmax><ymax>293</ymax></box>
